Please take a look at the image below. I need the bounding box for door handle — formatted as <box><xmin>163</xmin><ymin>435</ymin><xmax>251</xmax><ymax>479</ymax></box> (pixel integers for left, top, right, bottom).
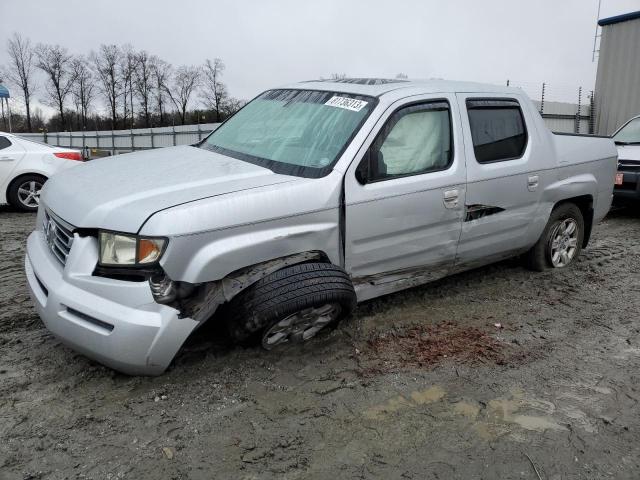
<box><xmin>527</xmin><ymin>175</ymin><xmax>539</xmax><ymax>191</ymax></box>
<box><xmin>0</xmin><ymin>156</ymin><xmax>14</xmax><ymax>161</ymax></box>
<box><xmin>443</xmin><ymin>189</ymin><xmax>459</xmax><ymax>209</ymax></box>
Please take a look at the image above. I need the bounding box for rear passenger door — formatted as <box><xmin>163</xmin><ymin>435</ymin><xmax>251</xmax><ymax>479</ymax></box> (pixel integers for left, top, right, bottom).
<box><xmin>454</xmin><ymin>94</ymin><xmax>552</xmax><ymax>270</ymax></box>
<box><xmin>0</xmin><ymin>135</ymin><xmax>26</xmax><ymax>184</ymax></box>
<box><xmin>344</xmin><ymin>95</ymin><xmax>466</xmax><ymax>295</ymax></box>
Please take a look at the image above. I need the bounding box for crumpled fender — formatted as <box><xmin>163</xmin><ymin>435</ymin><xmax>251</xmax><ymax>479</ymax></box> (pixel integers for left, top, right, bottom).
<box><xmin>159</xmin><ymin>212</ymin><xmax>341</xmax><ymax>284</ymax></box>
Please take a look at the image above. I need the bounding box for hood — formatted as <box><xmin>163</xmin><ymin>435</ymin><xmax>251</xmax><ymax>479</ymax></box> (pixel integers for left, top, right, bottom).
<box><xmin>42</xmin><ymin>145</ymin><xmax>298</xmax><ymax>232</ymax></box>
<box><xmin>617</xmin><ymin>144</ymin><xmax>640</xmax><ymax>162</ymax></box>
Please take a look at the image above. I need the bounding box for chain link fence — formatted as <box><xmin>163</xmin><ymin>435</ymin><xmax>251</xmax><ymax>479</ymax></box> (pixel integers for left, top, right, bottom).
<box><xmin>503</xmin><ymin>80</ymin><xmax>594</xmax><ymax>134</ymax></box>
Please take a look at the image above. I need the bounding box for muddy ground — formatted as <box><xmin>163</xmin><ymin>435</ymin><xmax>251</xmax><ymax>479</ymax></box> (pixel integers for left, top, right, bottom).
<box><xmin>1</xmin><ymin>206</ymin><xmax>640</xmax><ymax>479</ymax></box>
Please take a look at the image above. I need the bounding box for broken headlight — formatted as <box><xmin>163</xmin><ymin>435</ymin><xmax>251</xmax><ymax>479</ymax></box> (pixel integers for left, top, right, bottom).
<box><xmin>98</xmin><ymin>231</ymin><xmax>167</xmax><ymax>266</ymax></box>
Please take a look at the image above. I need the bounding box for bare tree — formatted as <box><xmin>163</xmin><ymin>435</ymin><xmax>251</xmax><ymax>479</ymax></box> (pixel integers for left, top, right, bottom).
<box><xmin>150</xmin><ymin>56</ymin><xmax>170</xmax><ymax>126</ymax></box>
<box><xmin>91</xmin><ymin>45</ymin><xmax>121</xmax><ymax>129</ymax></box>
<box><xmin>35</xmin><ymin>43</ymin><xmax>76</xmax><ymax>130</ymax></box>
<box><xmin>134</xmin><ymin>51</ymin><xmax>154</xmax><ymax>127</ymax></box>
<box><xmin>165</xmin><ymin>65</ymin><xmax>200</xmax><ymax>125</ymax></box>
<box><xmin>0</xmin><ymin>66</ymin><xmax>6</xmax><ymax>129</ymax></box>
<box><xmin>5</xmin><ymin>33</ymin><xmax>36</xmax><ymax>132</ymax></box>
<box><xmin>395</xmin><ymin>73</ymin><xmax>408</xmax><ymax>79</ymax></box>
<box><xmin>70</xmin><ymin>56</ymin><xmax>95</xmax><ymax>130</ymax></box>
<box><xmin>119</xmin><ymin>45</ymin><xmax>136</xmax><ymax>128</ymax></box>
<box><xmin>201</xmin><ymin>58</ymin><xmax>228</xmax><ymax>122</ymax></box>
<box><xmin>222</xmin><ymin>98</ymin><xmax>245</xmax><ymax>118</ymax></box>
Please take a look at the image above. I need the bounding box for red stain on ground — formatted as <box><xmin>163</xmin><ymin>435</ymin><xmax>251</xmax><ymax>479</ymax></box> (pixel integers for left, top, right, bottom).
<box><xmin>366</xmin><ymin>321</ymin><xmax>507</xmax><ymax>370</ymax></box>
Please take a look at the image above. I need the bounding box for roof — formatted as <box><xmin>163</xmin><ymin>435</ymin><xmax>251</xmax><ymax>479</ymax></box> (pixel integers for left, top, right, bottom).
<box><xmin>598</xmin><ymin>10</ymin><xmax>640</xmax><ymax>26</ymax></box>
<box><xmin>0</xmin><ymin>84</ymin><xmax>9</xmax><ymax>99</ymax></box>
<box><xmin>282</xmin><ymin>78</ymin><xmax>518</xmax><ymax>98</ymax></box>
<box><xmin>302</xmin><ymin>78</ymin><xmax>409</xmax><ymax>86</ymax></box>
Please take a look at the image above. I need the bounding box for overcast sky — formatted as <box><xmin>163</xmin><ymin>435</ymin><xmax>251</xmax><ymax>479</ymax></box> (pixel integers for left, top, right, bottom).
<box><xmin>1</xmin><ymin>0</ymin><xmax>639</xmax><ymax>115</ymax></box>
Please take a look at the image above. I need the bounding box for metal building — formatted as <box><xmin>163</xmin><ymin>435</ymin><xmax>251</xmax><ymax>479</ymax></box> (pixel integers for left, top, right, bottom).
<box><xmin>594</xmin><ymin>10</ymin><xmax>640</xmax><ymax>135</ymax></box>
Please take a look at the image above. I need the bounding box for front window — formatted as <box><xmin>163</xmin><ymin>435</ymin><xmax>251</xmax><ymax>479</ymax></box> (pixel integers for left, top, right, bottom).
<box><xmin>201</xmin><ymin>89</ymin><xmax>376</xmax><ymax>178</ymax></box>
<box><xmin>365</xmin><ymin>101</ymin><xmax>452</xmax><ymax>182</ymax></box>
<box><xmin>614</xmin><ymin>117</ymin><xmax>640</xmax><ymax>145</ymax></box>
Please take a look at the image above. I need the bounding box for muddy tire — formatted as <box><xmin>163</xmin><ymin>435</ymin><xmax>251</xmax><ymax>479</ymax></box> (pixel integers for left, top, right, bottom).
<box><xmin>525</xmin><ymin>203</ymin><xmax>584</xmax><ymax>271</ymax></box>
<box><xmin>7</xmin><ymin>174</ymin><xmax>47</xmax><ymax>212</ymax></box>
<box><xmin>224</xmin><ymin>262</ymin><xmax>356</xmax><ymax>349</ymax></box>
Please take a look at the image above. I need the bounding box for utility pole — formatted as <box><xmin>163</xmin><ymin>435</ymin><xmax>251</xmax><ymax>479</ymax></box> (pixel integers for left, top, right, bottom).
<box><xmin>592</xmin><ymin>0</ymin><xmax>603</xmax><ymax>62</ymax></box>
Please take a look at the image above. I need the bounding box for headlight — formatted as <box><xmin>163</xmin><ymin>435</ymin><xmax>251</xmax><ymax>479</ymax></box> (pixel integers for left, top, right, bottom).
<box><xmin>98</xmin><ymin>231</ymin><xmax>167</xmax><ymax>266</ymax></box>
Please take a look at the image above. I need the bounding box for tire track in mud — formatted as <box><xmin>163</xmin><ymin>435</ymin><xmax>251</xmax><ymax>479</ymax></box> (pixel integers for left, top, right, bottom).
<box><xmin>0</xmin><ymin>210</ymin><xmax>37</xmax><ymax>334</ymax></box>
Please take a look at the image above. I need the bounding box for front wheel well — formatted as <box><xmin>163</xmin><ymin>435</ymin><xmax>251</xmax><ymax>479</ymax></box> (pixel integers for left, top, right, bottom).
<box><xmin>6</xmin><ymin>172</ymin><xmax>48</xmax><ymax>195</ymax></box>
<box><xmin>552</xmin><ymin>195</ymin><xmax>593</xmax><ymax>248</ymax></box>
<box><xmin>175</xmin><ymin>250</ymin><xmax>336</xmax><ymax>323</ymax></box>
<box><xmin>6</xmin><ymin>173</ymin><xmax>48</xmax><ymax>210</ymax></box>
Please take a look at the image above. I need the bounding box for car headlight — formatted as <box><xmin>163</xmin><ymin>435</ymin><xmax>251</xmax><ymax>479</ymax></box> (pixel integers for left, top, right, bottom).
<box><xmin>98</xmin><ymin>231</ymin><xmax>167</xmax><ymax>266</ymax></box>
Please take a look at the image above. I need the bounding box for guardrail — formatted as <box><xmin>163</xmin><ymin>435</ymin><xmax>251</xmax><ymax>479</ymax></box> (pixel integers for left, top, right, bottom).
<box><xmin>20</xmin><ymin>123</ymin><xmax>221</xmax><ymax>155</ymax></box>
<box><xmin>18</xmin><ymin>109</ymin><xmax>593</xmax><ymax>157</ymax></box>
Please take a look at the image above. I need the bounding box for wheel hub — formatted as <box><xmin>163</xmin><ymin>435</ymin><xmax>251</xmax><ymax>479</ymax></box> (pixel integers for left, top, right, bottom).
<box><xmin>17</xmin><ymin>180</ymin><xmax>43</xmax><ymax>208</ymax></box>
<box><xmin>262</xmin><ymin>303</ymin><xmax>341</xmax><ymax>350</ymax></box>
<box><xmin>549</xmin><ymin>218</ymin><xmax>578</xmax><ymax>268</ymax></box>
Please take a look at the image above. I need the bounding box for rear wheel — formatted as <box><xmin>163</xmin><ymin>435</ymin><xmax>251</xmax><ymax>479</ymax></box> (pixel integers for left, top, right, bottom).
<box><xmin>7</xmin><ymin>174</ymin><xmax>47</xmax><ymax>212</ymax></box>
<box><xmin>224</xmin><ymin>262</ymin><xmax>357</xmax><ymax>349</ymax></box>
<box><xmin>525</xmin><ymin>203</ymin><xmax>584</xmax><ymax>271</ymax></box>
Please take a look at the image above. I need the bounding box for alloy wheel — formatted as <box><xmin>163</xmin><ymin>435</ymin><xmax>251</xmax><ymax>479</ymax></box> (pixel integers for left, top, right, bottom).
<box><xmin>549</xmin><ymin>218</ymin><xmax>579</xmax><ymax>267</ymax></box>
<box><xmin>262</xmin><ymin>303</ymin><xmax>341</xmax><ymax>350</ymax></box>
<box><xmin>17</xmin><ymin>180</ymin><xmax>43</xmax><ymax>209</ymax></box>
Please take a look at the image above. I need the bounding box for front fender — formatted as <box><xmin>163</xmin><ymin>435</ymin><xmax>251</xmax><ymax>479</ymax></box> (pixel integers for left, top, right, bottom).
<box><xmin>159</xmin><ymin>211</ymin><xmax>341</xmax><ymax>283</ymax></box>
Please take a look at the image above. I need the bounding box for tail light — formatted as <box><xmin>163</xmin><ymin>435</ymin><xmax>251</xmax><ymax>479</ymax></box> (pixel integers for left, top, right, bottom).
<box><xmin>54</xmin><ymin>152</ymin><xmax>83</xmax><ymax>161</ymax></box>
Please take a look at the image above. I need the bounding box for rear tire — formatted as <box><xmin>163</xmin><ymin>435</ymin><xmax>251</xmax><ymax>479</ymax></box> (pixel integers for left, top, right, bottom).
<box><xmin>7</xmin><ymin>174</ymin><xmax>47</xmax><ymax>212</ymax></box>
<box><xmin>525</xmin><ymin>203</ymin><xmax>584</xmax><ymax>271</ymax></box>
<box><xmin>223</xmin><ymin>262</ymin><xmax>357</xmax><ymax>349</ymax></box>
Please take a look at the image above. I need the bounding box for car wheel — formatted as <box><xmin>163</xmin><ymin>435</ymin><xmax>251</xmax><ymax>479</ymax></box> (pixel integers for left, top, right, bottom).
<box><xmin>525</xmin><ymin>203</ymin><xmax>584</xmax><ymax>271</ymax></box>
<box><xmin>7</xmin><ymin>174</ymin><xmax>47</xmax><ymax>212</ymax></box>
<box><xmin>224</xmin><ymin>262</ymin><xmax>357</xmax><ymax>349</ymax></box>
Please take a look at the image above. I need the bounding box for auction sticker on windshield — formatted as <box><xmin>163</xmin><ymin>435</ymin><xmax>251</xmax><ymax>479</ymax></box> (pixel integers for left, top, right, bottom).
<box><xmin>325</xmin><ymin>96</ymin><xmax>368</xmax><ymax>112</ymax></box>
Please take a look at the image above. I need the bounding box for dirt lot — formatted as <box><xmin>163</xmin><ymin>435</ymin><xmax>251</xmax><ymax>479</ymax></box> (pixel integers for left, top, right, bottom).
<box><xmin>1</xmin><ymin>206</ymin><xmax>640</xmax><ymax>479</ymax></box>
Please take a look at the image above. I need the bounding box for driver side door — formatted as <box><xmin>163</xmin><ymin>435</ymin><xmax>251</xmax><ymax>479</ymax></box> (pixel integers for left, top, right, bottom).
<box><xmin>344</xmin><ymin>95</ymin><xmax>466</xmax><ymax>300</ymax></box>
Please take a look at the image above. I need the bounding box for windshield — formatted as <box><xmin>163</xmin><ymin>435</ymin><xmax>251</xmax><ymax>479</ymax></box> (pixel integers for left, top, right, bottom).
<box><xmin>201</xmin><ymin>89</ymin><xmax>376</xmax><ymax>177</ymax></box>
<box><xmin>614</xmin><ymin>117</ymin><xmax>640</xmax><ymax>144</ymax></box>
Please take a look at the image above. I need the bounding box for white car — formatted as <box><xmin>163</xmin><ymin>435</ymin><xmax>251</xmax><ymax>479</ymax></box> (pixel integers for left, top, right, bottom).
<box><xmin>0</xmin><ymin>132</ymin><xmax>83</xmax><ymax>211</ymax></box>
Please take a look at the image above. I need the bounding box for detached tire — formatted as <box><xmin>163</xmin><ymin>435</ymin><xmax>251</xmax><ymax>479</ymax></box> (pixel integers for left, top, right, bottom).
<box><xmin>525</xmin><ymin>203</ymin><xmax>584</xmax><ymax>271</ymax></box>
<box><xmin>224</xmin><ymin>262</ymin><xmax>356</xmax><ymax>349</ymax></box>
<box><xmin>7</xmin><ymin>174</ymin><xmax>47</xmax><ymax>212</ymax></box>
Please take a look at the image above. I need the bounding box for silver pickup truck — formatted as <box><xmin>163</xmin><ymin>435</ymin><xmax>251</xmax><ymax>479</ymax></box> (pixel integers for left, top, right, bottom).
<box><xmin>25</xmin><ymin>78</ymin><xmax>617</xmax><ymax>375</ymax></box>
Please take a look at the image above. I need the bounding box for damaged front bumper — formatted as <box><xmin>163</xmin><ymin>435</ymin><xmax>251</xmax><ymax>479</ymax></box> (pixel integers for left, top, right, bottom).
<box><xmin>25</xmin><ymin>230</ymin><xmax>199</xmax><ymax>375</ymax></box>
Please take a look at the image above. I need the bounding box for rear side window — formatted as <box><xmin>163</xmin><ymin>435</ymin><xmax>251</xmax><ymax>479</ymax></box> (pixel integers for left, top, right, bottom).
<box><xmin>466</xmin><ymin>99</ymin><xmax>527</xmax><ymax>163</ymax></box>
<box><xmin>0</xmin><ymin>136</ymin><xmax>11</xmax><ymax>150</ymax></box>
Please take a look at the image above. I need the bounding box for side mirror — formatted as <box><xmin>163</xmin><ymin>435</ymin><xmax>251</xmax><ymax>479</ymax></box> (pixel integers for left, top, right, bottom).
<box><xmin>355</xmin><ymin>150</ymin><xmax>370</xmax><ymax>185</ymax></box>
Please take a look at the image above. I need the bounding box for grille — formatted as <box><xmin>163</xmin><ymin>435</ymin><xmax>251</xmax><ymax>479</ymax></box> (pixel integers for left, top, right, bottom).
<box><xmin>618</xmin><ymin>159</ymin><xmax>640</xmax><ymax>170</ymax></box>
<box><xmin>43</xmin><ymin>210</ymin><xmax>75</xmax><ymax>265</ymax></box>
